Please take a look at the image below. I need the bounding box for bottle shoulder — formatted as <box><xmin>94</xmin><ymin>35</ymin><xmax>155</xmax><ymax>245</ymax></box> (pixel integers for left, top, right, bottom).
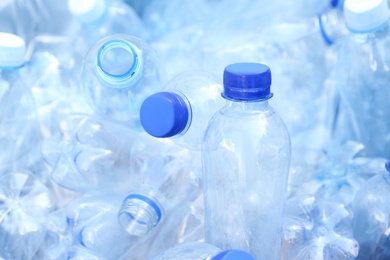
<box><xmin>203</xmin><ymin>106</ymin><xmax>291</xmax><ymax>146</ymax></box>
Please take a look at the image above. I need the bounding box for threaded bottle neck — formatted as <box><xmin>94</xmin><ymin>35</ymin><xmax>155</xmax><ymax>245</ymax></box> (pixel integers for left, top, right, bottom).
<box><xmin>95</xmin><ymin>38</ymin><xmax>143</xmax><ymax>88</ymax></box>
<box><xmin>118</xmin><ymin>193</ymin><xmax>162</xmax><ymax>236</ymax></box>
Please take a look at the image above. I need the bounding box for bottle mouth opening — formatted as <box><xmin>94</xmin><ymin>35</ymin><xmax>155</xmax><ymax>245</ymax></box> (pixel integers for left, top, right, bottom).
<box><xmin>118</xmin><ymin>193</ymin><xmax>162</xmax><ymax>237</ymax></box>
<box><xmin>95</xmin><ymin>39</ymin><xmax>143</xmax><ymax>89</ymax></box>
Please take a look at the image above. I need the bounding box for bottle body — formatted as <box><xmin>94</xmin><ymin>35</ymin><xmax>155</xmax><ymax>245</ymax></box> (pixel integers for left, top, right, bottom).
<box><xmin>41</xmin><ymin>114</ymin><xmax>139</xmax><ymax>195</ymax></box>
<box><xmin>0</xmin><ymin>69</ymin><xmax>41</xmax><ymax>173</ymax></box>
<box><xmin>152</xmin><ymin>242</ymin><xmax>221</xmax><ymax>260</ymax></box>
<box><xmin>0</xmin><ymin>172</ymin><xmax>54</xmax><ymax>260</ymax></box>
<box><xmin>352</xmin><ymin>171</ymin><xmax>390</xmax><ymax>259</ymax></box>
<box><xmin>202</xmin><ymin>100</ymin><xmax>291</xmax><ymax>259</ymax></box>
<box><xmin>335</xmin><ymin>23</ymin><xmax>390</xmax><ymax>157</ymax></box>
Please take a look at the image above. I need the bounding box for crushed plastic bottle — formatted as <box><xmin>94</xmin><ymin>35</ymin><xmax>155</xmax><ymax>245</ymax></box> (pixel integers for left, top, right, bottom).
<box><xmin>283</xmin><ymin>195</ymin><xmax>359</xmax><ymax>260</ymax></box>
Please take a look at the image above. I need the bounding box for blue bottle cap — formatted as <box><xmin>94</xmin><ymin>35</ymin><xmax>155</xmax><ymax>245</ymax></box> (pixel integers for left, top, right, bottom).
<box><xmin>212</xmin><ymin>250</ymin><xmax>255</xmax><ymax>260</ymax></box>
<box><xmin>386</xmin><ymin>160</ymin><xmax>390</xmax><ymax>172</ymax></box>
<box><xmin>140</xmin><ymin>92</ymin><xmax>190</xmax><ymax>138</ymax></box>
<box><xmin>222</xmin><ymin>62</ymin><xmax>273</xmax><ymax>101</ymax></box>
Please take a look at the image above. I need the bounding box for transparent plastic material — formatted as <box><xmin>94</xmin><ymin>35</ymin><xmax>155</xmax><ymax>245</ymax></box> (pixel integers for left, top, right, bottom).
<box><xmin>352</xmin><ymin>163</ymin><xmax>390</xmax><ymax>259</ymax></box>
<box><xmin>0</xmin><ymin>172</ymin><xmax>54</xmax><ymax>260</ymax></box>
<box><xmin>334</xmin><ymin>20</ymin><xmax>390</xmax><ymax>157</ymax></box>
<box><xmin>69</xmin><ymin>0</ymin><xmax>145</xmax><ymax>62</ymax></box>
<box><xmin>0</xmin><ymin>68</ymin><xmax>41</xmax><ymax>174</ymax></box>
<box><xmin>119</xmin><ymin>193</ymin><xmax>205</xmax><ymax>259</ymax></box>
<box><xmin>118</xmin><ymin>133</ymin><xmax>202</xmax><ymax>236</ymax></box>
<box><xmin>41</xmin><ymin>114</ymin><xmax>139</xmax><ymax>195</ymax></box>
<box><xmin>202</xmin><ymin>100</ymin><xmax>291</xmax><ymax>259</ymax></box>
<box><xmin>152</xmin><ymin>242</ymin><xmax>222</xmax><ymax>260</ymax></box>
<box><xmin>283</xmin><ymin>195</ymin><xmax>359</xmax><ymax>259</ymax></box>
<box><xmin>66</xmin><ymin>195</ymin><xmax>138</xmax><ymax>260</ymax></box>
<box><xmin>80</xmin><ymin>34</ymin><xmax>164</xmax><ymax>123</ymax></box>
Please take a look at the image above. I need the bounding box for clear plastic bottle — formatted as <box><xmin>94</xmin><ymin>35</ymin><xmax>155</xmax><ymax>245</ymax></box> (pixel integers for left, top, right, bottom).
<box><xmin>67</xmin><ymin>0</ymin><xmax>145</xmax><ymax>60</ymax></box>
<box><xmin>118</xmin><ymin>193</ymin><xmax>205</xmax><ymax>259</ymax></box>
<box><xmin>152</xmin><ymin>242</ymin><xmax>255</xmax><ymax>260</ymax></box>
<box><xmin>117</xmin><ymin>133</ymin><xmax>202</xmax><ymax>237</ymax></box>
<box><xmin>283</xmin><ymin>195</ymin><xmax>359</xmax><ymax>260</ymax></box>
<box><xmin>333</xmin><ymin>0</ymin><xmax>390</xmax><ymax>157</ymax></box>
<box><xmin>41</xmin><ymin>114</ymin><xmax>139</xmax><ymax>195</ymax></box>
<box><xmin>202</xmin><ymin>62</ymin><xmax>291</xmax><ymax>259</ymax></box>
<box><xmin>0</xmin><ymin>32</ymin><xmax>41</xmax><ymax>174</ymax></box>
<box><xmin>352</xmin><ymin>160</ymin><xmax>390</xmax><ymax>259</ymax></box>
<box><xmin>80</xmin><ymin>34</ymin><xmax>164</xmax><ymax>124</ymax></box>
<box><xmin>140</xmin><ymin>70</ymin><xmax>224</xmax><ymax>150</ymax></box>
<box><xmin>66</xmin><ymin>195</ymin><xmax>137</xmax><ymax>260</ymax></box>
<box><xmin>0</xmin><ymin>172</ymin><xmax>54</xmax><ymax>260</ymax></box>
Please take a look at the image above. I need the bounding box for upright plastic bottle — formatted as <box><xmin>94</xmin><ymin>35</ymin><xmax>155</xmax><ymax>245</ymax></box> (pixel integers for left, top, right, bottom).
<box><xmin>333</xmin><ymin>0</ymin><xmax>390</xmax><ymax>157</ymax></box>
<box><xmin>352</xmin><ymin>160</ymin><xmax>390</xmax><ymax>259</ymax></box>
<box><xmin>140</xmin><ymin>70</ymin><xmax>224</xmax><ymax>150</ymax></box>
<box><xmin>0</xmin><ymin>32</ymin><xmax>41</xmax><ymax>174</ymax></box>
<box><xmin>152</xmin><ymin>242</ymin><xmax>255</xmax><ymax>260</ymax></box>
<box><xmin>202</xmin><ymin>63</ymin><xmax>291</xmax><ymax>259</ymax></box>
<box><xmin>81</xmin><ymin>34</ymin><xmax>164</xmax><ymax>124</ymax></box>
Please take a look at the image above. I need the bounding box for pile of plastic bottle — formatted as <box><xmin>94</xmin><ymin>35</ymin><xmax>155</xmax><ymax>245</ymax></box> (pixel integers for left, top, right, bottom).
<box><xmin>1</xmin><ymin>0</ymin><xmax>390</xmax><ymax>259</ymax></box>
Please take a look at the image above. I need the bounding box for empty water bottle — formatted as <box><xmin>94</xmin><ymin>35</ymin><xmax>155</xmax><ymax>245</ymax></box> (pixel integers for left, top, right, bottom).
<box><xmin>352</xmin><ymin>160</ymin><xmax>390</xmax><ymax>259</ymax></box>
<box><xmin>68</xmin><ymin>0</ymin><xmax>145</xmax><ymax>61</ymax></box>
<box><xmin>0</xmin><ymin>172</ymin><xmax>54</xmax><ymax>260</ymax></box>
<box><xmin>41</xmin><ymin>114</ymin><xmax>139</xmax><ymax>195</ymax></box>
<box><xmin>66</xmin><ymin>195</ymin><xmax>139</xmax><ymax>260</ymax></box>
<box><xmin>283</xmin><ymin>195</ymin><xmax>359</xmax><ymax>259</ymax></box>
<box><xmin>333</xmin><ymin>0</ymin><xmax>390</xmax><ymax>157</ymax></box>
<box><xmin>80</xmin><ymin>34</ymin><xmax>164</xmax><ymax>124</ymax></box>
<box><xmin>125</xmin><ymin>193</ymin><xmax>205</xmax><ymax>259</ymax></box>
<box><xmin>118</xmin><ymin>133</ymin><xmax>202</xmax><ymax>237</ymax></box>
<box><xmin>140</xmin><ymin>70</ymin><xmax>224</xmax><ymax>150</ymax></box>
<box><xmin>0</xmin><ymin>32</ymin><xmax>41</xmax><ymax>174</ymax></box>
<box><xmin>202</xmin><ymin>63</ymin><xmax>291</xmax><ymax>259</ymax></box>
<box><xmin>152</xmin><ymin>242</ymin><xmax>255</xmax><ymax>260</ymax></box>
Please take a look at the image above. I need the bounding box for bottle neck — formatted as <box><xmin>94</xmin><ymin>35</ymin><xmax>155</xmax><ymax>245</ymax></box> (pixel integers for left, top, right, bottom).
<box><xmin>118</xmin><ymin>193</ymin><xmax>162</xmax><ymax>237</ymax></box>
<box><xmin>318</xmin><ymin>7</ymin><xmax>348</xmax><ymax>46</ymax></box>
<box><xmin>351</xmin><ymin>21</ymin><xmax>389</xmax><ymax>41</ymax></box>
<box><xmin>224</xmin><ymin>99</ymin><xmax>271</xmax><ymax>111</ymax></box>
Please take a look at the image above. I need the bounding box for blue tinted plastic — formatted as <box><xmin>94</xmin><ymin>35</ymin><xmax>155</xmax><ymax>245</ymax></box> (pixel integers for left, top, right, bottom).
<box><xmin>212</xmin><ymin>250</ymin><xmax>255</xmax><ymax>260</ymax></box>
<box><xmin>222</xmin><ymin>62</ymin><xmax>273</xmax><ymax>101</ymax></box>
<box><xmin>140</xmin><ymin>92</ymin><xmax>190</xmax><ymax>138</ymax></box>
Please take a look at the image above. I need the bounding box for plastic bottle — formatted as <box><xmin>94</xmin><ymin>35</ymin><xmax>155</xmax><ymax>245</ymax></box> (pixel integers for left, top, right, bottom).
<box><xmin>0</xmin><ymin>32</ymin><xmax>41</xmax><ymax>174</ymax></box>
<box><xmin>118</xmin><ymin>193</ymin><xmax>205</xmax><ymax>259</ymax></box>
<box><xmin>80</xmin><ymin>34</ymin><xmax>164</xmax><ymax>124</ymax></box>
<box><xmin>352</xmin><ymin>160</ymin><xmax>390</xmax><ymax>259</ymax></box>
<box><xmin>152</xmin><ymin>242</ymin><xmax>255</xmax><ymax>260</ymax></box>
<box><xmin>283</xmin><ymin>195</ymin><xmax>359</xmax><ymax>260</ymax></box>
<box><xmin>202</xmin><ymin>62</ymin><xmax>291</xmax><ymax>259</ymax></box>
<box><xmin>333</xmin><ymin>0</ymin><xmax>390</xmax><ymax>157</ymax></box>
<box><xmin>20</xmin><ymin>35</ymin><xmax>93</xmax><ymax>141</ymax></box>
<box><xmin>41</xmin><ymin>114</ymin><xmax>139</xmax><ymax>195</ymax></box>
<box><xmin>117</xmin><ymin>132</ymin><xmax>202</xmax><ymax>237</ymax></box>
<box><xmin>0</xmin><ymin>172</ymin><xmax>54</xmax><ymax>260</ymax></box>
<box><xmin>140</xmin><ymin>70</ymin><xmax>224</xmax><ymax>150</ymax></box>
<box><xmin>66</xmin><ymin>195</ymin><xmax>137</xmax><ymax>260</ymax></box>
<box><xmin>67</xmin><ymin>0</ymin><xmax>145</xmax><ymax>61</ymax></box>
